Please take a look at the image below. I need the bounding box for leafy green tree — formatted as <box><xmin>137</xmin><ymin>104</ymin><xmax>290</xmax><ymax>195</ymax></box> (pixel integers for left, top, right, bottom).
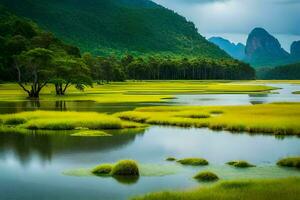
<box><xmin>53</xmin><ymin>57</ymin><xmax>93</xmax><ymax>95</ymax></box>
<box><xmin>16</xmin><ymin>48</ymin><xmax>54</xmax><ymax>98</ymax></box>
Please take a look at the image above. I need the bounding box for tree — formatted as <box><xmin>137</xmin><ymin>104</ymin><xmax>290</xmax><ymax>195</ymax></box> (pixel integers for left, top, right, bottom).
<box><xmin>53</xmin><ymin>57</ymin><xmax>93</xmax><ymax>95</ymax></box>
<box><xmin>16</xmin><ymin>48</ymin><xmax>54</xmax><ymax>98</ymax></box>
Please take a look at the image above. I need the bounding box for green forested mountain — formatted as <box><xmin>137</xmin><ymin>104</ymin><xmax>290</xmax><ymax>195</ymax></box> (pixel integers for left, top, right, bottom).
<box><xmin>0</xmin><ymin>0</ymin><xmax>229</xmax><ymax>58</ymax></box>
<box><xmin>258</xmin><ymin>63</ymin><xmax>300</xmax><ymax>80</ymax></box>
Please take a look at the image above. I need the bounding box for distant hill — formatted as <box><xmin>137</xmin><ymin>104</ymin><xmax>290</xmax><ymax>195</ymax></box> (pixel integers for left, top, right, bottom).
<box><xmin>258</xmin><ymin>62</ymin><xmax>300</xmax><ymax>80</ymax></box>
<box><xmin>244</xmin><ymin>27</ymin><xmax>300</xmax><ymax>68</ymax></box>
<box><xmin>0</xmin><ymin>0</ymin><xmax>229</xmax><ymax>58</ymax></box>
<box><xmin>244</xmin><ymin>28</ymin><xmax>291</xmax><ymax>67</ymax></box>
<box><xmin>209</xmin><ymin>37</ymin><xmax>245</xmax><ymax>60</ymax></box>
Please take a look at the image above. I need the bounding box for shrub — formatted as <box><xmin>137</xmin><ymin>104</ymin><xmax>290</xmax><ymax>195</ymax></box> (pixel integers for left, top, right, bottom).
<box><xmin>166</xmin><ymin>157</ymin><xmax>176</xmax><ymax>161</ymax></box>
<box><xmin>194</xmin><ymin>171</ymin><xmax>219</xmax><ymax>182</ymax></box>
<box><xmin>91</xmin><ymin>164</ymin><xmax>113</xmax><ymax>175</ymax></box>
<box><xmin>227</xmin><ymin>161</ymin><xmax>255</xmax><ymax>168</ymax></box>
<box><xmin>277</xmin><ymin>157</ymin><xmax>300</xmax><ymax>168</ymax></box>
<box><xmin>4</xmin><ymin>117</ymin><xmax>27</xmax><ymax>125</ymax></box>
<box><xmin>177</xmin><ymin>158</ymin><xmax>209</xmax><ymax>166</ymax></box>
<box><xmin>111</xmin><ymin>160</ymin><xmax>140</xmax><ymax>176</ymax></box>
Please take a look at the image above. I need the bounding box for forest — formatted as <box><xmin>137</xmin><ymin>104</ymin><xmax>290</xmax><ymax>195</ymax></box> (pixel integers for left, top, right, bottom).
<box><xmin>0</xmin><ymin>7</ymin><xmax>255</xmax><ymax>98</ymax></box>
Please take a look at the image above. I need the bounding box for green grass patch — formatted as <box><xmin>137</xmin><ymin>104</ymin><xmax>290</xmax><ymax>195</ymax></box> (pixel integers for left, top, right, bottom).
<box><xmin>293</xmin><ymin>91</ymin><xmax>300</xmax><ymax>94</ymax></box>
<box><xmin>132</xmin><ymin>178</ymin><xmax>300</xmax><ymax>200</ymax></box>
<box><xmin>111</xmin><ymin>160</ymin><xmax>140</xmax><ymax>176</ymax></box>
<box><xmin>166</xmin><ymin>157</ymin><xmax>176</xmax><ymax>161</ymax></box>
<box><xmin>177</xmin><ymin>158</ymin><xmax>209</xmax><ymax>166</ymax></box>
<box><xmin>277</xmin><ymin>157</ymin><xmax>300</xmax><ymax>168</ymax></box>
<box><xmin>227</xmin><ymin>161</ymin><xmax>256</xmax><ymax>168</ymax></box>
<box><xmin>0</xmin><ymin>111</ymin><xmax>144</xmax><ymax>131</ymax></box>
<box><xmin>0</xmin><ymin>81</ymin><xmax>276</xmax><ymax>103</ymax></box>
<box><xmin>91</xmin><ymin>164</ymin><xmax>113</xmax><ymax>176</ymax></box>
<box><xmin>71</xmin><ymin>130</ymin><xmax>112</xmax><ymax>137</ymax></box>
<box><xmin>117</xmin><ymin>103</ymin><xmax>300</xmax><ymax>135</ymax></box>
<box><xmin>194</xmin><ymin>171</ymin><xmax>219</xmax><ymax>182</ymax></box>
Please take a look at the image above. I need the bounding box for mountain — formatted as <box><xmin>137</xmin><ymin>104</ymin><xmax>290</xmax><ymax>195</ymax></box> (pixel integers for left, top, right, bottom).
<box><xmin>245</xmin><ymin>27</ymin><xmax>290</xmax><ymax>67</ymax></box>
<box><xmin>291</xmin><ymin>41</ymin><xmax>300</xmax><ymax>58</ymax></box>
<box><xmin>209</xmin><ymin>37</ymin><xmax>245</xmax><ymax>60</ymax></box>
<box><xmin>0</xmin><ymin>0</ymin><xmax>229</xmax><ymax>58</ymax></box>
<box><xmin>258</xmin><ymin>62</ymin><xmax>300</xmax><ymax>80</ymax></box>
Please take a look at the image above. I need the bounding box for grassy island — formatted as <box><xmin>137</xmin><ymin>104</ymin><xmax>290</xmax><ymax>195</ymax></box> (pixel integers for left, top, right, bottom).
<box><xmin>132</xmin><ymin>178</ymin><xmax>300</xmax><ymax>200</ymax></box>
<box><xmin>117</xmin><ymin>103</ymin><xmax>300</xmax><ymax>135</ymax></box>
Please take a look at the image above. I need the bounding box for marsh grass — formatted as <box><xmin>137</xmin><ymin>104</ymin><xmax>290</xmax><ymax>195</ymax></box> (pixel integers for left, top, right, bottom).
<box><xmin>277</xmin><ymin>157</ymin><xmax>300</xmax><ymax>168</ymax></box>
<box><xmin>166</xmin><ymin>157</ymin><xmax>176</xmax><ymax>161</ymax></box>
<box><xmin>0</xmin><ymin>82</ymin><xmax>276</xmax><ymax>103</ymax></box>
<box><xmin>227</xmin><ymin>161</ymin><xmax>256</xmax><ymax>168</ymax></box>
<box><xmin>117</xmin><ymin>103</ymin><xmax>300</xmax><ymax>135</ymax></box>
<box><xmin>0</xmin><ymin>111</ymin><xmax>144</xmax><ymax>131</ymax></box>
<box><xmin>194</xmin><ymin>171</ymin><xmax>219</xmax><ymax>182</ymax></box>
<box><xmin>111</xmin><ymin>160</ymin><xmax>140</xmax><ymax>176</ymax></box>
<box><xmin>91</xmin><ymin>164</ymin><xmax>113</xmax><ymax>175</ymax></box>
<box><xmin>132</xmin><ymin>178</ymin><xmax>300</xmax><ymax>200</ymax></box>
<box><xmin>71</xmin><ymin>130</ymin><xmax>112</xmax><ymax>137</ymax></box>
<box><xmin>177</xmin><ymin>158</ymin><xmax>209</xmax><ymax>166</ymax></box>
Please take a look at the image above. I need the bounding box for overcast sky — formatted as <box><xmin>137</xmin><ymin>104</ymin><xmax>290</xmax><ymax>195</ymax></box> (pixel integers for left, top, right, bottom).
<box><xmin>152</xmin><ymin>0</ymin><xmax>300</xmax><ymax>51</ymax></box>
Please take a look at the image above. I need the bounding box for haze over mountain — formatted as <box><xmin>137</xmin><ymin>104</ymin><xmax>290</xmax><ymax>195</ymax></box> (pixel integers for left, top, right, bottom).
<box><xmin>0</xmin><ymin>0</ymin><xmax>229</xmax><ymax>59</ymax></box>
<box><xmin>209</xmin><ymin>37</ymin><xmax>245</xmax><ymax>60</ymax></box>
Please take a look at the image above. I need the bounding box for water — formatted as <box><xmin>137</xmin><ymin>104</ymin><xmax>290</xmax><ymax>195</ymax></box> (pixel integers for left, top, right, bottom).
<box><xmin>0</xmin><ymin>83</ymin><xmax>300</xmax><ymax>200</ymax></box>
<box><xmin>170</xmin><ymin>83</ymin><xmax>300</xmax><ymax>105</ymax></box>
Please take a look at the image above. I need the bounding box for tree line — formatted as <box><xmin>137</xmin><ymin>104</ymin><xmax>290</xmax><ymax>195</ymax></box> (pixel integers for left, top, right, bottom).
<box><xmin>0</xmin><ymin>9</ymin><xmax>255</xmax><ymax>99</ymax></box>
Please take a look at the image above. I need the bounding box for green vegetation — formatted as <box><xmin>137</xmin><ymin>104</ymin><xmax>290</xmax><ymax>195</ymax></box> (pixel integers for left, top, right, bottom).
<box><xmin>293</xmin><ymin>91</ymin><xmax>300</xmax><ymax>94</ymax></box>
<box><xmin>111</xmin><ymin>160</ymin><xmax>140</xmax><ymax>176</ymax></box>
<box><xmin>0</xmin><ymin>82</ymin><xmax>276</xmax><ymax>103</ymax></box>
<box><xmin>71</xmin><ymin>130</ymin><xmax>112</xmax><ymax>137</ymax></box>
<box><xmin>194</xmin><ymin>171</ymin><xmax>219</xmax><ymax>182</ymax></box>
<box><xmin>166</xmin><ymin>157</ymin><xmax>176</xmax><ymax>161</ymax></box>
<box><xmin>117</xmin><ymin>103</ymin><xmax>300</xmax><ymax>135</ymax></box>
<box><xmin>227</xmin><ymin>161</ymin><xmax>256</xmax><ymax>168</ymax></box>
<box><xmin>277</xmin><ymin>157</ymin><xmax>300</xmax><ymax>168</ymax></box>
<box><xmin>64</xmin><ymin>164</ymin><xmax>181</xmax><ymax>178</ymax></box>
<box><xmin>0</xmin><ymin>6</ymin><xmax>92</xmax><ymax>97</ymax></box>
<box><xmin>91</xmin><ymin>164</ymin><xmax>113</xmax><ymax>176</ymax></box>
<box><xmin>0</xmin><ymin>111</ymin><xmax>144</xmax><ymax>131</ymax></box>
<box><xmin>177</xmin><ymin>158</ymin><xmax>209</xmax><ymax>166</ymax></box>
<box><xmin>258</xmin><ymin>63</ymin><xmax>300</xmax><ymax>80</ymax></box>
<box><xmin>0</xmin><ymin>0</ymin><xmax>230</xmax><ymax>58</ymax></box>
<box><xmin>132</xmin><ymin>178</ymin><xmax>300</xmax><ymax>200</ymax></box>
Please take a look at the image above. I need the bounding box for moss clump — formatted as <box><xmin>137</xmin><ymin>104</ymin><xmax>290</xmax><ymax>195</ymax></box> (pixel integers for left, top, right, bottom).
<box><xmin>194</xmin><ymin>171</ymin><xmax>219</xmax><ymax>182</ymax></box>
<box><xmin>4</xmin><ymin>117</ymin><xmax>27</xmax><ymax>125</ymax></box>
<box><xmin>177</xmin><ymin>158</ymin><xmax>209</xmax><ymax>166</ymax></box>
<box><xmin>111</xmin><ymin>160</ymin><xmax>140</xmax><ymax>176</ymax></box>
<box><xmin>277</xmin><ymin>157</ymin><xmax>300</xmax><ymax>168</ymax></box>
<box><xmin>227</xmin><ymin>161</ymin><xmax>256</xmax><ymax>168</ymax></box>
<box><xmin>91</xmin><ymin>164</ymin><xmax>113</xmax><ymax>175</ymax></box>
<box><xmin>166</xmin><ymin>157</ymin><xmax>176</xmax><ymax>161</ymax></box>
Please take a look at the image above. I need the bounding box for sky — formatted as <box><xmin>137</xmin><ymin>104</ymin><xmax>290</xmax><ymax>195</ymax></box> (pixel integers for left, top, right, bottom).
<box><xmin>152</xmin><ymin>0</ymin><xmax>300</xmax><ymax>52</ymax></box>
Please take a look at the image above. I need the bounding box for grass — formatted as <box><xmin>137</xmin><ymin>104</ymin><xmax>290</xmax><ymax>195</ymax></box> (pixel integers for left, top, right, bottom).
<box><xmin>71</xmin><ymin>130</ymin><xmax>112</xmax><ymax>137</ymax></box>
<box><xmin>132</xmin><ymin>178</ymin><xmax>300</xmax><ymax>200</ymax></box>
<box><xmin>194</xmin><ymin>171</ymin><xmax>219</xmax><ymax>182</ymax></box>
<box><xmin>227</xmin><ymin>161</ymin><xmax>256</xmax><ymax>168</ymax></box>
<box><xmin>293</xmin><ymin>91</ymin><xmax>300</xmax><ymax>94</ymax></box>
<box><xmin>111</xmin><ymin>160</ymin><xmax>140</xmax><ymax>176</ymax></box>
<box><xmin>166</xmin><ymin>157</ymin><xmax>176</xmax><ymax>161</ymax></box>
<box><xmin>177</xmin><ymin>158</ymin><xmax>209</xmax><ymax>166</ymax></box>
<box><xmin>117</xmin><ymin>103</ymin><xmax>300</xmax><ymax>135</ymax></box>
<box><xmin>0</xmin><ymin>81</ymin><xmax>276</xmax><ymax>103</ymax></box>
<box><xmin>91</xmin><ymin>164</ymin><xmax>113</xmax><ymax>175</ymax></box>
<box><xmin>277</xmin><ymin>157</ymin><xmax>300</xmax><ymax>168</ymax></box>
<box><xmin>0</xmin><ymin>111</ymin><xmax>144</xmax><ymax>131</ymax></box>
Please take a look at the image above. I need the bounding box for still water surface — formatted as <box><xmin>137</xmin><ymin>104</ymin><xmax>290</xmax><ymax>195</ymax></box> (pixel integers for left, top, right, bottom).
<box><xmin>0</xmin><ymin>83</ymin><xmax>300</xmax><ymax>200</ymax></box>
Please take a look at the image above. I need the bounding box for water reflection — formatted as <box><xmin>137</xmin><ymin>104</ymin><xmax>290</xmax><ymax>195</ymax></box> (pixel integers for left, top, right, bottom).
<box><xmin>0</xmin><ymin>129</ymin><xmax>145</xmax><ymax>166</ymax></box>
